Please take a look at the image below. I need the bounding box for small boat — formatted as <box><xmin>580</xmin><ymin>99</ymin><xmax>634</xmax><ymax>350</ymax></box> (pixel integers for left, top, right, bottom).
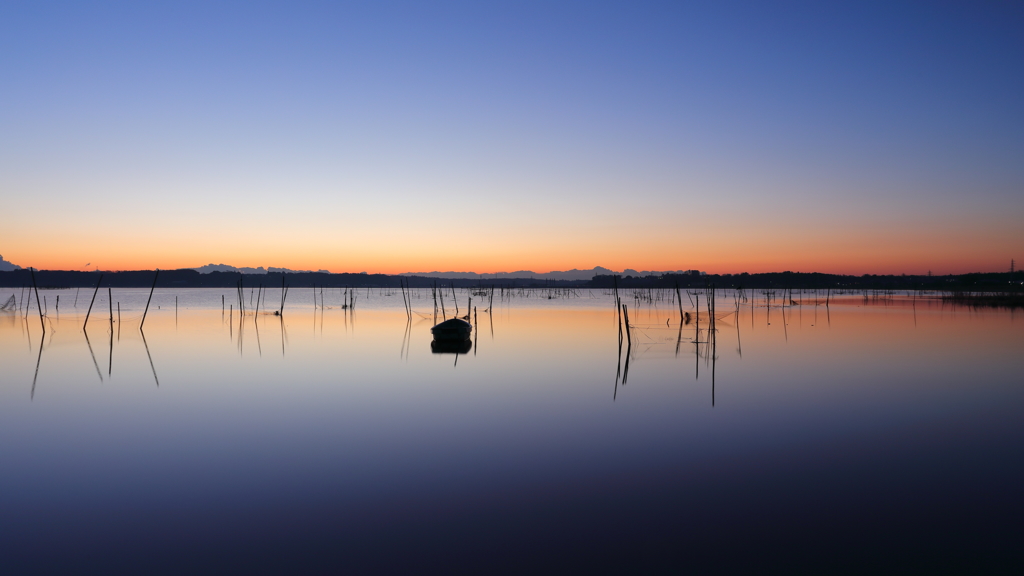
<box><xmin>431</xmin><ymin>318</ymin><xmax>472</xmax><ymax>342</ymax></box>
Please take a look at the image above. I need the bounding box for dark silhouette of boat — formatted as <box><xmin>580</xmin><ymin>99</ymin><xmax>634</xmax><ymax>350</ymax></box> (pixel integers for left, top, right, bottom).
<box><xmin>430</xmin><ymin>318</ymin><xmax>472</xmax><ymax>342</ymax></box>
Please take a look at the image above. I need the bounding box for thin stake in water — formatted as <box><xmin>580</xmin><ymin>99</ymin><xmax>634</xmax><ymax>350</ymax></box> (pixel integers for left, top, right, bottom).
<box><xmin>83</xmin><ymin>274</ymin><xmax>104</xmax><ymax>329</ymax></box>
<box><xmin>140</xmin><ymin>270</ymin><xmax>159</xmax><ymax>330</ymax></box>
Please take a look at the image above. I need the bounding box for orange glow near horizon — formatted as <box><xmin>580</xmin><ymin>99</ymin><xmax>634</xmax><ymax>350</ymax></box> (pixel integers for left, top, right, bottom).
<box><xmin>1</xmin><ymin>245</ymin><xmax>1014</xmax><ymax>276</ymax></box>
<box><xmin>4</xmin><ymin>189</ymin><xmax>1019</xmax><ymax>276</ymax></box>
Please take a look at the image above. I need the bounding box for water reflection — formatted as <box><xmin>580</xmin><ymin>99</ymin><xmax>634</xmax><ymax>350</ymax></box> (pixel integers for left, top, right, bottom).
<box><xmin>7</xmin><ymin>288</ymin><xmax>1018</xmax><ymax>396</ymax></box>
<box><xmin>1</xmin><ymin>288</ymin><xmax>1023</xmax><ymax>572</ymax></box>
<box><xmin>430</xmin><ymin>339</ymin><xmax>472</xmax><ymax>355</ymax></box>
<box><xmin>4</xmin><ymin>288</ymin><xmax>1023</xmax><ymax>415</ymax></box>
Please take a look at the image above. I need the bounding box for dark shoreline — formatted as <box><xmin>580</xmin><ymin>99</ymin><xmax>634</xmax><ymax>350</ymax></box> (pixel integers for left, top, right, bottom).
<box><xmin>1</xmin><ymin>268</ymin><xmax>1021</xmax><ymax>292</ymax></box>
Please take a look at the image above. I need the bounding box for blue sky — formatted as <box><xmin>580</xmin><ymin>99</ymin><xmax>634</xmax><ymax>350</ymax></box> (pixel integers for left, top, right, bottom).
<box><xmin>2</xmin><ymin>1</ymin><xmax>1022</xmax><ymax>274</ymax></box>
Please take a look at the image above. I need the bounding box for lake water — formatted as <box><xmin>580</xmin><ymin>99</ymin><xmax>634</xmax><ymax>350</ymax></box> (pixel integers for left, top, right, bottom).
<box><xmin>2</xmin><ymin>287</ymin><xmax>1022</xmax><ymax>574</ymax></box>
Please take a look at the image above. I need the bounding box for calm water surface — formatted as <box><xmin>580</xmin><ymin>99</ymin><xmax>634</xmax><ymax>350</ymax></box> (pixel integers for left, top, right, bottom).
<box><xmin>1</xmin><ymin>287</ymin><xmax>1022</xmax><ymax>574</ymax></box>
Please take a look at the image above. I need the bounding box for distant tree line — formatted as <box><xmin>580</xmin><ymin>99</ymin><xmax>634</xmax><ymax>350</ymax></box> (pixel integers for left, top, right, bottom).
<box><xmin>0</xmin><ymin>268</ymin><xmax>1020</xmax><ymax>291</ymax></box>
<box><xmin>0</xmin><ymin>269</ymin><xmax>581</xmax><ymax>290</ymax></box>
<box><xmin>592</xmin><ymin>271</ymin><xmax>1023</xmax><ymax>291</ymax></box>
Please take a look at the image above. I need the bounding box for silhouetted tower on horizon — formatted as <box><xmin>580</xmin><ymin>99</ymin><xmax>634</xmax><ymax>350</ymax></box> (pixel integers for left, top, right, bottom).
<box><xmin>1012</xmin><ymin>259</ymin><xmax>1015</xmax><ymax>274</ymax></box>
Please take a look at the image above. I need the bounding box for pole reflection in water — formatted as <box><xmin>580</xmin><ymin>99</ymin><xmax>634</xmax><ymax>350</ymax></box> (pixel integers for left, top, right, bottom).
<box><xmin>280</xmin><ymin>316</ymin><xmax>286</xmax><ymax>357</ymax></box>
<box><xmin>735</xmin><ymin>308</ymin><xmax>743</xmax><ymax>358</ymax></box>
<box><xmin>83</xmin><ymin>328</ymin><xmax>103</xmax><ymax>383</ymax></box>
<box><xmin>30</xmin><ymin>330</ymin><xmax>44</xmax><ymax>400</ymax></box>
<box><xmin>613</xmin><ymin>339</ymin><xmax>621</xmax><ymax>401</ymax></box>
<box><xmin>675</xmin><ymin>316</ymin><xmax>684</xmax><ymax>357</ymax></box>
<box><xmin>141</xmin><ymin>329</ymin><xmax>159</xmax><ymax>387</ymax></box>
<box><xmin>254</xmin><ymin>316</ymin><xmax>262</xmax><ymax>358</ymax></box>
<box><xmin>711</xmin><ymin>317</ymin><xmax>717</xmax><ymax>407</ymax></box>
<box><xmin>108</xmin><ymin>321</ymin><xmax>113</xmax><ymax>377</ymax></box>
<box><xmin>400</xmin><ymin>318</ymin><xmax>412</xmax><ymax>360</ymax></box>
<box><xmin>782</xmin><ymin>301</ymin><xmax>788</xmax><ymax>342</ymax></box>
<box><xmin>613</xmin><ymin>302</ymin><xmax>634</xmax><ymax>400</ymax></box>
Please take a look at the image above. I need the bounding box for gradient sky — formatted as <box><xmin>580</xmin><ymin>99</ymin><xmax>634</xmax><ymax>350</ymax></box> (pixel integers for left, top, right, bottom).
<box><xmin>2</xmin><ymin>1</ymin><xmax>1022</xmax><ymax>275</ymax></box>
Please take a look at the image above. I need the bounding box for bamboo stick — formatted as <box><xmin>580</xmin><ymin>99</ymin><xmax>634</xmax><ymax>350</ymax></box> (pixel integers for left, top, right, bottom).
<box><xmin>83</xmin><ymin>273</ymin><xmax>104</xmax><ymax>329</ymax></box>
<box><xmin>30</xmin><ymin>268</ymin><xmax>44</xmax><ymax>331</ymax></box>
<box><xmin>140</xmin><ymin>270</ymin><xmax>159</xmax><ymax>330</ymax></box>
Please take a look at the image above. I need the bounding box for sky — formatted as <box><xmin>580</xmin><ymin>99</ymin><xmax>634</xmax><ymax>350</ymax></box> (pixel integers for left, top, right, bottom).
<box><xmin>1</xmin><ymin>1</ymin><xmax>1022</xmax><ymax>275</ymax></box>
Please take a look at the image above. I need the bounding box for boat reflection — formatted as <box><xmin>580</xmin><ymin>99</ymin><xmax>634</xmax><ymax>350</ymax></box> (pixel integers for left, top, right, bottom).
<box><xmin>430</xmin><ymin>339</ymin><xmax>472</xmax><ymax>354</ymax></box>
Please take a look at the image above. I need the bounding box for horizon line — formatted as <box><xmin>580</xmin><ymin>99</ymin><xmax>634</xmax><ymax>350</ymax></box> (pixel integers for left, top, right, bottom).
<box><xmin>2</xmin><ymin>266</ymin><xmax>1017</xmax><ymax>278</ymax></box>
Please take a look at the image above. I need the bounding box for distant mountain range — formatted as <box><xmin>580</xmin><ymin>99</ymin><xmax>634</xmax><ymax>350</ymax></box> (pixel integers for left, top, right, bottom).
<box><xmin>399</xmin><ymin>267</ymin><xmax>697</xmax><ymax>281</ymax></box>
<box><xmin>0</xmin><ymin>254</ymin><xmax>21</xmax><ymax>272</ymax></box>
<box><xmin>0</xmin><ymin>258</ymin><xmax>691</xmax><ymax>280</ymax></box>
<box><xmin>191</xmin><ymin>264</ymin><xmax>695</xmax><ymax>280</ymax></box>
<box><xmin>192</xmin><ymin>263</ymin><xmax>332</xmax><ymax>275</ymax></box>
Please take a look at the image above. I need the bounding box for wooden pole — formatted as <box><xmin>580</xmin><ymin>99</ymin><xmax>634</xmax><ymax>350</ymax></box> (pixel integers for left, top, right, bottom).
<box><xmin>280</xmin><ymin>274</ymin><xmax>286</xmax><ymax>315</ymax></box>
<box><xmin>30</xmin><ymin>268</ymin><xmax>44</xmax><ymax>331</ymax></box>
<box><xmin>400</xmin><ymin>279</ymin><xmax>409</xmax><ymax>318</ymax></box>
<box><xmin>140</xmin><ymin>270</ymin><xmax>159</xmax><ymax>330</ymax></box>
<box><xmin>622</xmin><ymin>303</ymin><xmax>632</xmax><ymax>348</ymax></box>
<box><xmin>83</xmin><ymin>273</ymin><xmax>104</xmax><ymax>329</ymax></box>
<box><xmin>675</xmin><ymin>281</ymin><xmax>684</xmax><ymax>322</ymax></box>
<box><xmin>695</xmin><ymin>292</ymin><xmax>699</xmax><ymax>338</ymax></box>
